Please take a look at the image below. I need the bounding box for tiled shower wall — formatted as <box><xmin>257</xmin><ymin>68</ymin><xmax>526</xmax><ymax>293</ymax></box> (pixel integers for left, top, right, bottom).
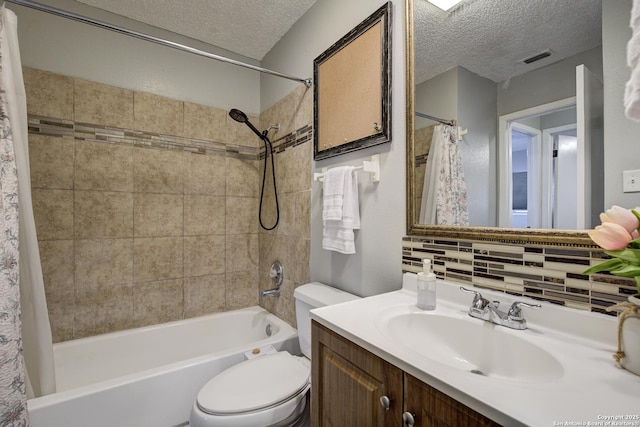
<box><xmin>24</xmin><ymin>67</ymin><xmax>312</xmax><ymax>342</ymax></box>
<box><xmin>402</xmin><ymin>236</ymin><xmax>637</xmax><ymax>315</ymax></box>
<box><xmin>413</xmin><ymin>125</ymin><xmax>434</xmax><ymax>220</ymax></box>
<box><xmin>256</xmin><ymin>89</ymin><xmax>313</xmax><ymax>327</ymax></box>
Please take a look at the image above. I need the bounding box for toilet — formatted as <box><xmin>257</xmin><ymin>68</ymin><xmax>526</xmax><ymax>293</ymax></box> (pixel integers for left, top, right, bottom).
<box><xmin>189</xmin><ymin>282</ymin><xmax>359</xmax><ymax>427</ymax></box>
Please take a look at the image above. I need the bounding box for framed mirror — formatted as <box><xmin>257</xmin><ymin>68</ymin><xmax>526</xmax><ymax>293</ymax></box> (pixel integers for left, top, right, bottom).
<box><xmin>405</xmin><ymin>0</ymin><xmax>601</xmax><ymax>246</ymax></box>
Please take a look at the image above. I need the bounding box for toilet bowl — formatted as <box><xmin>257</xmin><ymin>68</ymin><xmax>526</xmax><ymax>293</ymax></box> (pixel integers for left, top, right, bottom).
<box><xmin>189</xmin><ymin>352</ymin><xmax>310</xmax><ymax>427</ymax></box>
<box><xmin>189</xmin><ymin>282</ymin><xmax>359</xmax><ymax>427</ymax></box>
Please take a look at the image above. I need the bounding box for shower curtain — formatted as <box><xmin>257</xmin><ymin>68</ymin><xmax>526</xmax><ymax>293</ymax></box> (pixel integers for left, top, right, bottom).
<box><xmin>0</xmin><ymin>5</ymin><xmax>29</xmax><ymax>424</ymax></box>
<box><xmin>0</xmin><ymin>5</ymin><xmax>56</xmax><ymax>407</ymax></box>
<box><xmin>419</xmin><ymin>124</ymin><xmax>469</xmax><ymax>226</ymax></box>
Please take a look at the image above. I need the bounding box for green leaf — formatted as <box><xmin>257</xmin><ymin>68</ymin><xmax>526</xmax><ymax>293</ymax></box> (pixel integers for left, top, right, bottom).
<box><xmin>610</xmin><ymin>264</ymin><xmax>640</xmax><ymax>277</ymax></box>
<box><xmin>629</xmin><ymin>238</ymin><xmax>640</xmax><ymax>250</ymax></box>
<box><xmin>582</xmin><ymin>258</ymin><xmax>624</xmax><ymax>275</ymax></box>
<box><xmin>636</xmin><ymin>276</ymin><xmax>640</xmax><ymax>294</ymax></box>
<box><xmin>605</xmin><ymin>248</ymin><xmax>640</xmax><ymax>264</ymax></box>
<box><xmin>633</xmin><ymin>209</ymin><xmax>640</xmax><ymax>234</ymax></box>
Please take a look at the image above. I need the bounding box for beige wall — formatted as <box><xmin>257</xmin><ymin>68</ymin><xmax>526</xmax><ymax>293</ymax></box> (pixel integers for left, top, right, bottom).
<box><xmin>25</xmin><ymin>67</ymin><xmax>311</xmax><ymax>342</ymax></box>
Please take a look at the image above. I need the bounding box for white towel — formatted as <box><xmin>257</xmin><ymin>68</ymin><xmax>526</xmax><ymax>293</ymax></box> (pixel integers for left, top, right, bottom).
<box><xmin>628</xmin><ymin>30</ymin><xmax>640</xmax><ymax>69</ymax></box>
<box><xmin>625</xmin><ymin>0</ymin><xmax>640</xmax><ymax>121</ymax></box>
<box><xmin>322</xmin><ymin>167</ymin><xmax>360</xmax><ymax>254</ymax></box>
<box><xmin>322</xmin><ymin>166</ymin><xmax>348</xmax><ymax>221</ymax></box>
<box><xmin>625</xmin><ymin>69</ymin><xmax>640</xmax><ymax>121</ymax></box>
<box><xmin>632</xmin><ymin>0</ymin><xmax>640</xmax><ymax>30</ymax></box>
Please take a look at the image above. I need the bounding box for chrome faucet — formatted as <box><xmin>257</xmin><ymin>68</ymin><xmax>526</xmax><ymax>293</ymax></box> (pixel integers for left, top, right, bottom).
<box><xmin>460</xmin><ymin>287</ymin><xmax>540</xmax><ymax>330</ymax></box>
<box><xmin>261</xmin><ymin>260</ymin><xmax>284</xmax><ymax>298</ymax></box>
<box><xmin>261</xmin><ymin>288</ymin><xmax>280</xmax><ymax>298</ymax></box>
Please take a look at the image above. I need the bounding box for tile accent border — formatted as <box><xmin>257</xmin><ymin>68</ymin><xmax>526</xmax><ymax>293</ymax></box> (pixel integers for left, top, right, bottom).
<box><xmin>415</xmin><ymin>152</ymin><xmax>428</xmax><ymax>167</ymax></box>
<box><xmin>28</xmin><ymin>115</ymin><xmax>312</xmax><ymax>160</ymax></box>
<box><xmin>261</xmin><ymin>124</ymin><xmax>313</xmax><ymax>159</ymax></box>
<box><xmin>402</xmin><ymin>236</ymin><xmax>637</xmax><ymax>316</ymax></box>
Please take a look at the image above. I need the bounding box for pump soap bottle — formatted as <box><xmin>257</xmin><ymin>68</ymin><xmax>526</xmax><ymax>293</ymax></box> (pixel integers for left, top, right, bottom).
<box><xmin>417</xmin><ymin>259</ymin><xmax>436</xmax><ymax>310</ymax></box>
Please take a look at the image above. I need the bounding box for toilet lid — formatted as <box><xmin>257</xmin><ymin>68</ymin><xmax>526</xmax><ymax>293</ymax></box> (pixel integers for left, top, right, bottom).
<box><xmin>196</xmin><ymin>351</ymin><xmax>310</xmax><ymax>415</ymax></box>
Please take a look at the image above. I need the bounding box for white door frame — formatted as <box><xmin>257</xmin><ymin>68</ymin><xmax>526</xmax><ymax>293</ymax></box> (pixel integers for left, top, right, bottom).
<box><xmin>541</xmin><ymin>123</ymin><xmax>577</xmax><ymax>228</ymax></box>
<box><xmin>498</xmin><ymin>97</ymin><xmax>576</xmax><ymax>227</ymax></box>
<box><xmin>510</xmin><ymin>122</ymin><xmax>542</xmax><ymax>228</ymax></box>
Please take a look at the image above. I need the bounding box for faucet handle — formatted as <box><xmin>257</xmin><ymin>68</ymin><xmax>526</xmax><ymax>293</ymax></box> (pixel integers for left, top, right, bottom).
<box><xmin>460</xmin><ymin>287</ymin><xmax>490</xmax><ymax>310</ymax></box>
<box><xmin>507</xmin><ymin>301</ymin><xmax>541</xmax><ymax>320</ymax></box>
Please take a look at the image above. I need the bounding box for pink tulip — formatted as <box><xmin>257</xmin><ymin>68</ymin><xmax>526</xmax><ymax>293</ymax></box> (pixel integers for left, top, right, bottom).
<box><xmin>588</xmin><ymin>222</ymin><xmax>633</xmax><ymax>250</ymax></box>
<box><xmin>599</xmin><ymin>205</ymin><xmax>639</xmax><ymax>233</ymax></box>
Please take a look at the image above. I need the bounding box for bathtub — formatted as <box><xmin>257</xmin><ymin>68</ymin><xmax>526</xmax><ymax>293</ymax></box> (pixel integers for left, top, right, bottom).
<box><xmin>27</xmin><ymin>307</ymin><xmax>299</xmax><ymax>427</ymax></box>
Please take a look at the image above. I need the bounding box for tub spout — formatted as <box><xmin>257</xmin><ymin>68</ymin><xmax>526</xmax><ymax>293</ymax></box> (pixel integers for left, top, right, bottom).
<box><xmin>261</xmin><ymin>288</ymin><xmax>280</xmax><ymax>298</ymax></box>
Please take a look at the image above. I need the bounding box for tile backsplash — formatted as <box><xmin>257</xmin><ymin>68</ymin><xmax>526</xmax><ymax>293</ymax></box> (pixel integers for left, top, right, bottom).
<box><xmin>402</xmin><ymin>236</ymin><xmax>637</xmax><ymax>315</ymax></box>
<box><xmin>25</xmin><ymin>67</ymin><xmax>312</xmax><ymax>341</ymax></box>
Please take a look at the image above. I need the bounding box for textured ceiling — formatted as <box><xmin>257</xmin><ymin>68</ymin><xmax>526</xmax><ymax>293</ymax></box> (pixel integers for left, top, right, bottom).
<box><xmin>415</xmin><ymin>0</ymin><xmax>602</xmax><ymax>84</ymax></box>
<box><xmin>74</xmin><ymin>0</ymin><xmax>602</xmax><ymax>83</ymax></box>
<box><xmin>74</xmin><ymin>0</ymin><xmax>317</xmax><ymax>60</ymax></box>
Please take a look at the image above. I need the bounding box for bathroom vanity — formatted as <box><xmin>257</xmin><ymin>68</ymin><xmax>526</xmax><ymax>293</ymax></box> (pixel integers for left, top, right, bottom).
<box><xmin>310</xmin><ymin>275</ymin><xmax>640</xmax><ymax>426</ymax></box>
<box><xmin>311</xmin><ymin>321</ymin><xmax>498</xmax><ymax>426</ymax></box>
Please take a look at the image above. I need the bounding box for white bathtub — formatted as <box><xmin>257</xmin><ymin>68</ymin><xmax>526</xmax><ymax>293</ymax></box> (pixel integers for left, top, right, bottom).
<box><xmin>27</xmin><ymin>307</ymin><xmax>299</xmax><ymax>427</ymax></box>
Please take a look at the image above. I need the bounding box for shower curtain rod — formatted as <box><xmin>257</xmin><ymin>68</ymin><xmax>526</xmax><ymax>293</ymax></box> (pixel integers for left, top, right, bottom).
<box><xmin>415</xmin><ymin>111</ymin><xmax>456</xmax><ymax>127</ymax></box>
<box><xmin>6</xmin><ymin>0</ymin><xmax>313</xmax><ymax>88</ymax></box>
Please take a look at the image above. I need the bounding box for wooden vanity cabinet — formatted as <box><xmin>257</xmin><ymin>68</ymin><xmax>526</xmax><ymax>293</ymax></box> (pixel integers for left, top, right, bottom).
<box><xmin>404</xmin><ymin>373</ymin><xmax>500</xmax><ymax>427</ymax></box>
<box><xmin>311</xmin><ymin>321</ymin><xmax>403</xmax><ymax>426</ymax></box>
<box><xmin>311</xmin><ymin>321</ymin><xmax>501</xmax><ymax>427</ymax></box>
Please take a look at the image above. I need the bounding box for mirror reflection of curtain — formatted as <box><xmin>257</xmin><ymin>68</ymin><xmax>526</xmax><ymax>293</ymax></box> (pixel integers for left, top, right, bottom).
<box><xmin>419</xmin><ymin>125</ymin><xmax>469</xmax><ymax>226</ymax></box>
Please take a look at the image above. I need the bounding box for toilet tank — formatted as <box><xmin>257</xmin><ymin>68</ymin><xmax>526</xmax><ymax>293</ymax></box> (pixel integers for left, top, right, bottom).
<box><xmin>293</xmin><ymin>282</ymin><xmax>359</xmax><ymax>358</ymax></box>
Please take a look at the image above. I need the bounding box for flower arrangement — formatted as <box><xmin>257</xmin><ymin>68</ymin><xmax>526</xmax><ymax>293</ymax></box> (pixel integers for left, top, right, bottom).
<box><xmin>584</xmin><ymin>206</ymin><xmax>640</xmax><ymax>375</ymax></box>
<box><xmin>583</xmin><ymin>205</ymin><xmax>640</xmax><ymax>295</ymax></box>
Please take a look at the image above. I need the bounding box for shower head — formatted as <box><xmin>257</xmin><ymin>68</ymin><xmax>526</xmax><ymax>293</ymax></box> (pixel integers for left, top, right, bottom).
<box><xmin>229</xmin><ymin>108</ymin><xmax>263</xmax><ymax>139</ymax></box>
<box><xmin>229</xmin><ymin>108</ymin><xmax>248</xmax><ymax>123</ymax></box>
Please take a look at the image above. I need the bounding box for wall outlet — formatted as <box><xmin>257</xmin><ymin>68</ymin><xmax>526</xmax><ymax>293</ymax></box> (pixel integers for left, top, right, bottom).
<box><xmin>623</xmin><ymin>170</ymin><xmax>640</xmax><ymax>193</ymax></box>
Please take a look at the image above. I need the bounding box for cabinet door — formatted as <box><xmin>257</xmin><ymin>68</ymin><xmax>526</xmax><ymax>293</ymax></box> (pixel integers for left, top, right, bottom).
<box><xmin>311</xmin><ymin>321</ymin><xmax>403</xmax><ymax>427</ymax></box>
<box><xmin>404</xmin><ymin>373</ymin><xmax>501</xmax><ymax>427</ymax></box>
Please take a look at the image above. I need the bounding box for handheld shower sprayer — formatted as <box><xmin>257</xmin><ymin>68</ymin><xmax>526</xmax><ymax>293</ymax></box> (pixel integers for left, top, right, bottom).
<box><xmin>228</xmin><ymin>109</ymin><xmax>280</xmax><ymax>230</ymax></box>
<box><xmin>229</xmin><ymin>108</ymin><xmax>262</xmax><ymax>138</ymax></box>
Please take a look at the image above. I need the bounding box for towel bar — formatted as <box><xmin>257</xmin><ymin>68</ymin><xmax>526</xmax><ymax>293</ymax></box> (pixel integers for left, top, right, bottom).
<box><xmin>313</xmin><ymin>154</ymin><xmax>380</xmax><ymax>183</ymax></box>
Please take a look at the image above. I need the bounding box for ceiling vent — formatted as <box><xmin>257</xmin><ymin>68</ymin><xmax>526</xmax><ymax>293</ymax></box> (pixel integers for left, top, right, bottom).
<box><xmin>427</xmin><ymin>0</ymin><xmax>464</xmax><ymax>11</ymax></box>
<box><xmin>522</xmin><ymin>50</ymin><xmax>552</xmax><ymax>64</ymax></box>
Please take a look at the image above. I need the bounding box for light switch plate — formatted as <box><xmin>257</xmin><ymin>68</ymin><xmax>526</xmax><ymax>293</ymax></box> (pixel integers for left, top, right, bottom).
<box><xmin>623</xmin><ymin>169</ymin><xmax>640</xmax><ymax>193</ymax></box>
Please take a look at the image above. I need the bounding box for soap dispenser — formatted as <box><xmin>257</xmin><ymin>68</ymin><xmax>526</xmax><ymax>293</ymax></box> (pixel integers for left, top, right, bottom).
<box><xmin>417</xmin><ymin>259</ymin><xmax>436</xmax><ymax>310</ymax></box>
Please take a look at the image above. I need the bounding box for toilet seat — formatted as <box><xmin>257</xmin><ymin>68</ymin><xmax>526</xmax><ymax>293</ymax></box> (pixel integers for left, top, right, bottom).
<box><xmin>196</xmin><ymin>351</ymin><xmax>310</xmax><ymax>416</ymax></box>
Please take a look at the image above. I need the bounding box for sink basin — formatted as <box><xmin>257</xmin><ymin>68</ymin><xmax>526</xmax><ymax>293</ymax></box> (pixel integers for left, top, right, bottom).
<box><xmin>376</xmin><ymin>311</ymin><xmax>564</xmax><ymax>383</ymax></box>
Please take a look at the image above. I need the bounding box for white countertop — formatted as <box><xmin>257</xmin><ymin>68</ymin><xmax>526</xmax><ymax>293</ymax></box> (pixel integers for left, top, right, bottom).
<box><xmin>310</xmin><ymin>274</ymin><xmax>640</xmax><ymax>426</ymax></box>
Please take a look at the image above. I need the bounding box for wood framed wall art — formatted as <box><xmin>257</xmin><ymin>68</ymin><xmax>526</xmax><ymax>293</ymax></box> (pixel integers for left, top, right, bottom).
<box><xmin>313</xmin><ymin>2</ymin><xmax>392</xmax><ymax>160</ymax></box>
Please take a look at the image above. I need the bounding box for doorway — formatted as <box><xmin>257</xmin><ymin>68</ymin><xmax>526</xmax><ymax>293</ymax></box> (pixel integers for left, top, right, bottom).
<box><xmin>498</xmin><ymin>64</ymin><xmax>603</xmax><ymax>229</ymax></box>
<box><xmin>542</xmin><ymin>125</ymin><xmax>578</xmax><ymax>229</ymax></box>
<box><xmin>498</xmin><ymin>97</ymin><xmax>577</xmax><ymax>228</ymax></box>
<box><xmin>510</xmin><ymin>122</ymin><xmax>541</xmax><ymax>228</ymax></box>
